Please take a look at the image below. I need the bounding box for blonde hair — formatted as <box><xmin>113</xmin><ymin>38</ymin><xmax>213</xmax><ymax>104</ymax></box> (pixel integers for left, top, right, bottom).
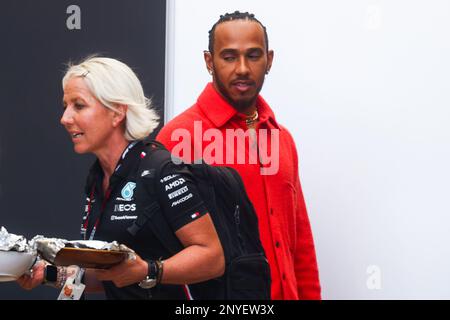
<box><xmin>62</xmin><ymin>56</ymin><xmax>159</xmax><ymax>141</ymax></box>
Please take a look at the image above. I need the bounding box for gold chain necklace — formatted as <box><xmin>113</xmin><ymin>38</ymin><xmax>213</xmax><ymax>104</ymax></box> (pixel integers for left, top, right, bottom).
<box><xmin>245</xmin><ymin>110</ymin><xmax>259</xmax><ymax>126</ymax></box>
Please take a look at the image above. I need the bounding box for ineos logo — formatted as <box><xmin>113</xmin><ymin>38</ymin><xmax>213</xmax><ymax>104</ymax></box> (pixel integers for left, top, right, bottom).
<box><xmin>114</xmin><ymin>204</ymin><xmax>136</xmax><ymax>212</ymax></box>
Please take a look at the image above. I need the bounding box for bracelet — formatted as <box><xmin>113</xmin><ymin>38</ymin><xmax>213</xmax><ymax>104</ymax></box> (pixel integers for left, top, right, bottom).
<box><xmin>156</xmin><ymin>259</ymin><xmax>164</xmax><ymax>285</ymax></box>
<box><xmin>56</xmin><ymin>266</ymin><xmax>68</xmax><ymax>289</ymax></box>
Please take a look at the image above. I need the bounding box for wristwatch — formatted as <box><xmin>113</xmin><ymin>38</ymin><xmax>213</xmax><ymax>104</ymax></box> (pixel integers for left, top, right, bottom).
<box><xmin>138</xmin><ymin>259</ymin><xmax>162</xmax><ymax>289</ymax></box>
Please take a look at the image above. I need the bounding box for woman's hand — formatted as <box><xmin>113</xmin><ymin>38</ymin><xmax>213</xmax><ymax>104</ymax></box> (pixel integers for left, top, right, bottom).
<box><xmin>93</xmin><ymin>214</ymin><xmax>224</xmax><ymax>288</ymax></box>
<box><xmin>16</xmin><ymin>260</ymin><xmax>46</xmax><ymax>290</ymax></box>
<box><xmin>93</xmin><ymin>254</ymin><xmax>147</xmax><ymax>288</ymax></box>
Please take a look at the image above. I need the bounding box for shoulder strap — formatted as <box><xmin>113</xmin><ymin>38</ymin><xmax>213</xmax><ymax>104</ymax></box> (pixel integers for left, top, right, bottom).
<box><xmin>126</xmin><ymin>141</ymin><xmax>184</xmax><ymax>255</ymax></box>
<box><xmin>219</xmin><ymin>167</ymin><xmax>246</xmax><ymax>254</ymax></box>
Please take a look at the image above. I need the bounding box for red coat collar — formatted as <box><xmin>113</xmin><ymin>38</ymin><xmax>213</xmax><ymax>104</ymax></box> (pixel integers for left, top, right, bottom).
<box><xmin>197</xmin><ymin>83</ymin><xmax>280</xmax><ymax>129</ymax></box>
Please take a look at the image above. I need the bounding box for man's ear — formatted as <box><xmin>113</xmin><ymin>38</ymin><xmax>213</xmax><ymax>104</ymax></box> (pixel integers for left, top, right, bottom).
<box><xmin>266</xmin><ymin>50</ymin><xmax>274</xmax><ymax>74</ymax></box>
<box><xmin>112</xmin><ymin>104</ymin><xmax>127</xmax><ymax>127</ymax></box>
<box><xmin>204</xmin><ymin>50</ymin><xmax>213</xmax><ymax>75</ymax></box>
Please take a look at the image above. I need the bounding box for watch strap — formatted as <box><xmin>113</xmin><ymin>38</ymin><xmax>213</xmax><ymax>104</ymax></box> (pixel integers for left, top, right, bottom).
<box><xmin>138</xmin><ymin>258</ymin><xmax>164</xmax><ymax>289</ymax></box>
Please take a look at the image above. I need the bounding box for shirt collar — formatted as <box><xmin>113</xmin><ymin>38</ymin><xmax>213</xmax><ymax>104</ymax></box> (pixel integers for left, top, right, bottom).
<box><xmin>85</xmin><ymin>140</ymin><xmax>143</xmax><ymax>194</ymax></box>
<box><xmin>113</xmin><ymin>140</ymin><xmax>140</xmax><ymax>177</ymax></box>
<box><xmin>197</xmin><ymin>82</ymin><xmax>280</xmax><ymax>129</ymax></box>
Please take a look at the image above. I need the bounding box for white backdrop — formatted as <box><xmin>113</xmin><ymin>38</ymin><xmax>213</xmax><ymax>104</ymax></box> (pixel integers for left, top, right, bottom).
<box><xmin>165</xmin><ymin>0</ymin><xmax>450</xmax><ymax>299</ymax></box>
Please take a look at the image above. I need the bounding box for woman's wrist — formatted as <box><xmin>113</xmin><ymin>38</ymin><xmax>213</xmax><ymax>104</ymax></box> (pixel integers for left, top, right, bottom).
<box><xmin>42</xmin><ymin>265</ymin><xmax>68</xmax><ymax>289</ymax></box>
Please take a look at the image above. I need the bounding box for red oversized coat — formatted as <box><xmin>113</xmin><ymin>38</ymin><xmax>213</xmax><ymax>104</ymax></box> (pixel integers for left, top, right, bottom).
<box><xmin>157</xmin><ymin>83</ymin><xmax>321</xmax><ymax>299</ymax></box>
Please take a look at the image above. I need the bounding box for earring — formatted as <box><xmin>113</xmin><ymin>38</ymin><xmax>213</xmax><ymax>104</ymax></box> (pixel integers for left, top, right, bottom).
<box><xmin>208</xmin><ymin>69</ymin><xmax>213</xmax><ymax>75</ymax></box>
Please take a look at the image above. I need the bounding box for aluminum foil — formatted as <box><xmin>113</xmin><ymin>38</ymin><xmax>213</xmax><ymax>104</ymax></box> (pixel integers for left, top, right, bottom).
<box><xmin>64</xmin><ymin>240</ymin><xmax>135</xmax><ymax>260</ymax></box>
<box><xmin>30</xmin><ymin>236</ymin><xmax>132</xmax><ymax>263</ymax></box>
<box><xmin>0</xmin><ymin>226</ymin><xmax>31</xmax><ymax>252</ymax></box>
<box><xmin>66</xmin><ymin>240</ymin><xmax>120</xmax><ymax>250</ymax></box>
<box><xmin>0</xmin><ymin>228</ymin><xmax>134</xmax><ymax>266</ymax></box>
<box><xmin>29</xmin><ymin>235</ymin><xmax>68</xmax><ymax>263</ymax></box>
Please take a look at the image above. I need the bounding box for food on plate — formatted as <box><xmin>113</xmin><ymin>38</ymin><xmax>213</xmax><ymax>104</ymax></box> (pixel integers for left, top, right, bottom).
<box><xmin>0</xmin><ymin>227</ymin><xmax>37</xmax><ymax>281</ymax></box>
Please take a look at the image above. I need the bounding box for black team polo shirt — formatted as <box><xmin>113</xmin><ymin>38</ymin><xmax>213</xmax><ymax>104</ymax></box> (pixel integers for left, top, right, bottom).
<box><xmin>81</xmin><ymin>140</ymin><xmax>209</xmax><ymax>299</ymax></box>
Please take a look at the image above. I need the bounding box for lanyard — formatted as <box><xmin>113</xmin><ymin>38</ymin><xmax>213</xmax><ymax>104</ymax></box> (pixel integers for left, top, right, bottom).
<box><xmin>81</xmin><ymin>141</ymin><xmax>138</xmax><ymax>240</ymax></box>
<box><xmin>82</xmin><ymin>187</ymin><xmax>112</xmax><ymax>241</ymax></box>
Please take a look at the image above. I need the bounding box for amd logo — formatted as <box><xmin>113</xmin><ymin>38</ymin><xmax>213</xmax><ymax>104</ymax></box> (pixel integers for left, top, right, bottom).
<box><xmin>165</xmin><ymin>178</ymin><xmax>186</xmax><ymax>191</ymax></box>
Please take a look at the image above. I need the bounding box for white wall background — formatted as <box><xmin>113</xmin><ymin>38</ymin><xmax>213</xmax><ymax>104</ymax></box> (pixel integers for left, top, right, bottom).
<box><xmin>165</xmin><ymin>0</ymin><xmax>450</xmax><ymax>299</ymax></box>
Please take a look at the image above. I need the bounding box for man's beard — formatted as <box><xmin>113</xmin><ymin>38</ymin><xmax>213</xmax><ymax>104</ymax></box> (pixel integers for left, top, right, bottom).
<box><xmin>213</xmin><ymin>70</ymin><xmax>264</xmax><ymax>113</ymax></box>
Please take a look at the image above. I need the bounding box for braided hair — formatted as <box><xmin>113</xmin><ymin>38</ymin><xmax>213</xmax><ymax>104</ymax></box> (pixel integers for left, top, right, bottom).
<box><xmin>208</xmin><ymin>11</ymin><xmax>269</xmax><ymax>54</ymax></box>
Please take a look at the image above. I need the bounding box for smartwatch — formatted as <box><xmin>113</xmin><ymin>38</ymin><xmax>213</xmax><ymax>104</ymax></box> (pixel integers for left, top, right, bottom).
<box><xmin>43</xmin><ymin>265</ymin><xmax>58</xmax><ymax>285</ymax></box>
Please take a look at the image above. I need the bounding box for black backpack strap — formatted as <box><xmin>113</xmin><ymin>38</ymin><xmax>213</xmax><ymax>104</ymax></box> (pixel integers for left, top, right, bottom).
<box><xmin>126</xmin><ymin>141</ymin><xmax>184</xmax><ymax>255</ymax></box>
<box><xmin>144</xmin><ymin>139</ymin><xmax>166</xmax><ymax>150</ymax></box>
<box><xmin>220</xmin><ymin>167</ymin><xmax>246</xmax><ymax>254</ymax></box>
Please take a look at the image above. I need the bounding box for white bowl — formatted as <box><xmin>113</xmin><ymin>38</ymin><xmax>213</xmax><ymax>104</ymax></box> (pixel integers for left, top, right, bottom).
<box><xmin>0</xmin><ymin>251</ymin><xmax>37</xmax><ymax>282</ymax></box>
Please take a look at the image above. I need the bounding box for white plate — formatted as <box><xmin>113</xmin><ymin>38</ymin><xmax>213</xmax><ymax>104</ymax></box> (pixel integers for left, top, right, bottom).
<box><xmin>0</xmin><ymin>251</ymin><xmax>37</xmax><ymax>282</ymax></box>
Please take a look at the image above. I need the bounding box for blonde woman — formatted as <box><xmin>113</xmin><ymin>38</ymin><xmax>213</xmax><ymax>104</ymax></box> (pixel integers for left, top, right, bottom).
<box><xmin>18</xmin><ymin>57</ymin><xmax>224</xmax><ymax>300</ymax></box>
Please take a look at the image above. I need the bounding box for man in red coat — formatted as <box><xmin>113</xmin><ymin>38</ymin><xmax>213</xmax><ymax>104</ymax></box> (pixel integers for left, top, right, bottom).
<box><xmin>157</xmin><ymin>11</ymin><xmax>321</xmax><ymax>299</ymax></box>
